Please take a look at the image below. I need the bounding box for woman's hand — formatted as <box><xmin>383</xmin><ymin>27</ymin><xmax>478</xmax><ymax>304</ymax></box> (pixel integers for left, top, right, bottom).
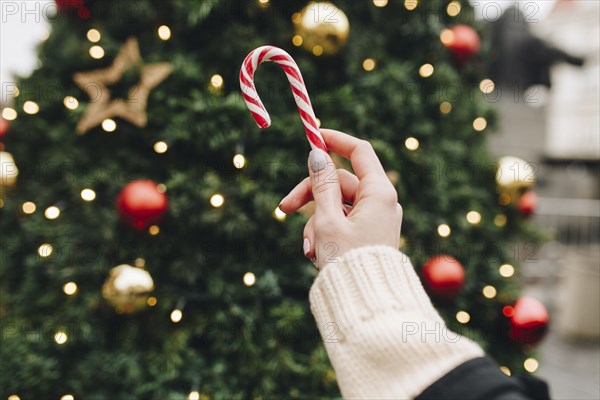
<box><xmin>279</xmin><ymin>129</ymin><xmax>402</xmax><ymax>270</ymax></box>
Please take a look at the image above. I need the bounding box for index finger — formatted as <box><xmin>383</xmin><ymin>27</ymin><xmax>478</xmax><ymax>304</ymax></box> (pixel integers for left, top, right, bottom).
<box><xmin>320</xmin><ymin>129</ymin><xmax>387</xmax><ymax>181</ymax></box>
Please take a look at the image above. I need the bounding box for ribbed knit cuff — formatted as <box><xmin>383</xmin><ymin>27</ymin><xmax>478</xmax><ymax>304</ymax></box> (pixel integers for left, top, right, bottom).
<box><xmin>309</xmin><ymin>246</ymin><xmax>484</xmax><ymax>399</ymax></box>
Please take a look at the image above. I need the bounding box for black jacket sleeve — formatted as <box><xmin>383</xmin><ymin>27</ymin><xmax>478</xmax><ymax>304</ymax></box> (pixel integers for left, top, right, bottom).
<box><xmin>416</xmin><ymin>357</ymin><xmax>550</xmax><ymax>400</ymax></box>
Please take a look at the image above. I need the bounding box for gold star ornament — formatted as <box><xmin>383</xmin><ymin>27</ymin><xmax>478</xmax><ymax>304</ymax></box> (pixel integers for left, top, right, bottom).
<box><xmin>73</xmin><ymin>37</ymin><xmax>172</xmax><ymax>134</ymax></box>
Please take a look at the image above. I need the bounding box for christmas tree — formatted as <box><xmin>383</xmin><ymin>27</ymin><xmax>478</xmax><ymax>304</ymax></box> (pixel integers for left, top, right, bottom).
<box><xmin>1</xmin><ymin>0</ymin><xmax>544</xmax><ymax>398</ymax></box>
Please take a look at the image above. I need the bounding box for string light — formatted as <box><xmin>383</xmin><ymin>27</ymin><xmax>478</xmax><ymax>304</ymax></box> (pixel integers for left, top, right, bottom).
<box><xmin>233</xmin><ymin>154</ymin><xmax>246</xmax><ymax>169</ymax></box>
<box><xmin>154</xmin><ymin>141</ymin><xmax>168</xmax><ymax>154</ymax></box>
<box><xmin>456</xmin><ymin>311</ymin><xmax>470</xmax><ymax>324</ymax></box>
<box><xmin>87</xmin><ymin>28</ymin><xmax>101</xmax><ymax>42</ymax></box>
<box><xmin>363</xmin><ymin>58</ymin><xmax>376</xmax><ymax>72</ymax></box>
<box><xmin>63</xmin><ymin>96</ymin><xmax>79</xmax><ymax>110</ymax></box>
<box><xmin>54</xmin><ymin>330</ymin><xmax>68</xmax><ymax>344</ymax></box>
<box><xmin>147</xmin><ymin>296</ymin><xmax>157</xmax><ymax>306</ymax></box>
<box><xmin>157</xmin><ymin>184</ymin><xmax>167</xmax><ymax>193</ymax></box>
<box><xmin>499</xmin><ymin>264</ymin><xmax>515</xmax><ymax>278</ymax></box>
<box><xmin>149</xmin><ymin>225</ymin><xmax>160</xmax><ymax>235</ymax></box>
<box><xmin>60</xmin><ymin>395</ymin><xmax>74</xmax><ymax>400</ymax></box>
<box><xmin>210</xmin><ymin>74</ymin><xmax>224</xmax><ymax>89</ymax></box>
<box><xmin>210</xmin><ymin>194</ymin><xmax>225</xmax><ymax>208</ymax></box>
<box><xmin>316</xmin><ymin>118</ymin><xmax>322</xmax><ymax>128</ymax></box>
<box><xmin>500</xmin><ymin>366</ymin><xmax>511</xmax><ymax>376</ymax></box>
<box><xmin>23</xmin><ymin>101</ymin><xmax>39</xmax><ymax>115</ymax></box>
<box><xmin>405</xmin><ymin>137</ymin><xmax>420</xmax><ymax>151</ymax></box>
<box><xmin>494</xmin><ymin>214</ymin><xmax>507</xmax><ymax>227</ymax></box>
<box><xmin>258</xmin><ymin>0</ymin><xmax>270</xmax><ymax>5</ymax></box>
<box><xmin>22</xmin><ymin>201</ymin><xmax>36</xmax><ymax>214</ymax></box>
<box><xmin>45</xmin><ymin>206</ymin><xmax>60</xmax><ymax>220</ymax></box>
<box><xmin>404</xmin><ymin>0</ymin><xmax>418</xmax><ymax>11</ymax></box>
<box><xmin>38</xmin><ymin>244</ymin><xmax>53</xmax><ymax>257</ymax></box>
<box><xmin>244</xmin><ymin>272</ymin><xmax>256</xmax><ymax>286</ymax></box>
<box><xmin>8</xmin><ymin>395</ymin><xmax>21</xmax><ymax>400</ymax></box>
<box><xmin>499</xmin><ymin>193</ymin><xmax>511</xmax><ymax>206</ymax></box>
<box><xmin>292</xmin><ymin>35</ymin><xmax>303</xmax><ymax>47</ymax></box>
<box><xmin>524</xmin><ymin>358</ymin><xmax>539</xmax><ymax>372</ymax></box>
<box><xmin>399</xmin><ymin>236</ymin><xmax>407</xmax><ymax>248</ymax></box>
<box><xmin>419</xmin><ymin>63</ymin><xmax>434</xmax><ymax>78</ymax></box>
<box><xmin>440</xmin><ymin>101</ymin><xmax>452</xmax><ymax>114</ymax></box>
<box><xmin>437</xmin><ymin>224</ymin><xmax>451</xmax><ymax>237</ymax></box>
<box><xmin>158</xmin><ymin>25</ymin><xmax>171</xmax><ymax>41</ymax></box>
<box><xmin>63</xmin><ymin>282</ymin><xmax>78</xmax><ymax>296</ymax></box>
<box><xmin>89</xmin><ymin>45</ymin><xmax>105</xmax><ymax>59</ymax></box>
<box><xmin>102</xmin><ymin>119</ymin><xmax>116</xmax><ymax>132</ymax></box>
<box><xmin>170</xmin><ymin>309</ymin><xmax>183</xmax><ymax>323</ymax></box>
<box><xmin>312</xmin><ymin>45</ymin><xmax>324</xmax><ymax>56</ymax></box>
<box><xmin>373</xmin><ymin>0</ymin><xmax>388</xmax><ymax>7</ymax></box>
<box><xmin>291</xmin><ymin>12</ymin><xmax>301</xmax><ymax>24</ymax></box>
<box><xmin>39</xmin><ymin>28</ymin><xmax>50</xmax><ymax>41</ymax></box>
<box><xmin>440</xmin><ymin>29</ymin><xmax>454</xmax><ymax>45</ymax></box>
<box><xmin>81</xmin><ymin>188</ymin><xmax>96</xmax><ymax>201</ymax></box>
<box><xmin>447</xmin><ymin>1</ymin><xmax>461</xmax><ymax>16</ymax></box>
<box><xmin>482</xmin><ymin>285</ymin><xmax>497</xmax><ymax>299</ymax></box>
<box><xmin>473</xmin><ymin>117</ymin><xmax>487</xmax><ymax>132</ymax></box>
<box><xmin>466</xmin><ymin>211</ymin><xmax>481</xmax><ymax>224</ymax></box>
<box><xmin>188</xmin><ymin>391</ymin><xmax>200</xmax><ymax>400</ymax></box>
<box><xmin>503</xmin><ymin>305</ymin><xmax>515</xmax><ymax>317</ymax></box>
<box><xmin>273</xmin><ymin>207</ymin><xmax>286</xmax><ymax>221</ymax></box>
<box><xmin>9</xmin><ymin>86</ymin><xmax>20</xmax><ymax>97</ymax></box>
<box><xmin>480</xmin><ymin>79</ymin><xmax>495</xmax><ymax>94</ymax></box>
<box><xmin>2</xmin><ymin>107</ymin><xmax>17</xmax><ymax>120</ymax></box>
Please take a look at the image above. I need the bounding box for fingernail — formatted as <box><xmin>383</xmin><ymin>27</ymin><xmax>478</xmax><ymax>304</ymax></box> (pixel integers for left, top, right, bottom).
<box><xmin>279</xmin><ymin>195</ymin><xmax>288</xmax><ymax>208</ymax></box>
<box><xmin>309</xmin><ymin>149</ymin><xmax>329</xmax><ymax>173</ymax></box>
<box><xmin>303</xmin><ymin>238</ymin><xmax>311</xmax><ymax>256</ymax></box>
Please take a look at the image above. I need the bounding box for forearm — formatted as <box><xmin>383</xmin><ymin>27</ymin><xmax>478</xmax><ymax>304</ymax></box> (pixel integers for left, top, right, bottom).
<box><xmin>309</xmin><ymin>246</ymin><xmax>484</xmax><ymax>399</ymax></box>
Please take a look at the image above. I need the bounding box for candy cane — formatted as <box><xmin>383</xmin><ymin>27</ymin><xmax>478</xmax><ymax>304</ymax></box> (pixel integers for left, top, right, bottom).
<box><xmin>240</xmin><ymin>46</ymin><xmax>327</xmax><ymax>152</ymax></box>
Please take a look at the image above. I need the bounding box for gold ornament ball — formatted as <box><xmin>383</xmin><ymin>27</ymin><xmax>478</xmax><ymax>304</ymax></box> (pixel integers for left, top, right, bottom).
<box><xmin>102</xmin><ymin>264</ymin><xmax>155</xmax><ymax>313</ymax></box>
<box><xmin>0</xmin><ymin>151</ymin><xmax>19</xmax><ymax>188</ymax></box>
<box><xmin>295</xmin><ymin>2</ymin><xmax>350</xmax><ymax>55</ymax></box>
<box><xmin>495</xmin><ymin>156</ymin><xmax>536</xmax><ymax>203</ymax></box>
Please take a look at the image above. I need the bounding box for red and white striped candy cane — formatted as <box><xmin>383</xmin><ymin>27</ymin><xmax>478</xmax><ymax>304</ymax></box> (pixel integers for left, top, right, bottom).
<box><xmin>240</xmin><ymin>46</ymin><xmax>327</xmax><ymax>152</ymax></box>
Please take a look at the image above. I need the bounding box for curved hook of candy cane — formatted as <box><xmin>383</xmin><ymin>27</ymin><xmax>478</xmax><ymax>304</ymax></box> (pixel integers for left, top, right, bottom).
<box><xmin>240</xmin><ymin>45</ymin><xmax>328</xmax><ymax>152</ymax></box>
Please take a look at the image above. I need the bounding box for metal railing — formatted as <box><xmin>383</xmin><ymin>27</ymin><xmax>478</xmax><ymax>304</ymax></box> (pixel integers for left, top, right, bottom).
<box><xmin>534</xmin><ymin>198</ymin><xmax>600</xmax><ymax>246</ymax></box>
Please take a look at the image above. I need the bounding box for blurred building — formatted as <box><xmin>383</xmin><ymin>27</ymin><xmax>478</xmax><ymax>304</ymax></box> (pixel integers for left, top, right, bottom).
<box><xmin>486</xmin><ymin>1</ymin><xmax>599</xmax><ymax>398</ymax></box>
<box><xmin>538</xmin><ymin>1</ymin><xmax>600</xmax><ymax>162</ymax></box>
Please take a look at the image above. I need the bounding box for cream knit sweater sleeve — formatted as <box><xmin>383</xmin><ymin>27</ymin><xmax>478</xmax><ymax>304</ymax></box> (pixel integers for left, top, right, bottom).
<box><xmin>309</xmin><ymin>245</ymin><xmax>484</xmax><ymax>399</ymax></box>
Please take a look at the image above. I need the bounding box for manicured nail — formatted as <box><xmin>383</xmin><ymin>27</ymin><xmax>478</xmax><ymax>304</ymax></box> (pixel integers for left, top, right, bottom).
<box><xmin>279</xmin><ymin>195</ymin><xmax>288</xmax><ymax>208</ymax></box>
<box><xmin>303</xmin><ymin>238</ymin><xmax>311</xmax><ymax>256</ymax></box>
<box><xmin>309</xmin><ymin>149</ymin><xmax>328</xmax><ymax>173</ymax></box>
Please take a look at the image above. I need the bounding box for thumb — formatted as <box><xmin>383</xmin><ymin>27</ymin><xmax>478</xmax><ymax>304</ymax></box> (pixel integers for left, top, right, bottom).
<box><xmin>308</xmin><ymin>148</ymin><xmax>343</xmax><ymax>216</ymax></box>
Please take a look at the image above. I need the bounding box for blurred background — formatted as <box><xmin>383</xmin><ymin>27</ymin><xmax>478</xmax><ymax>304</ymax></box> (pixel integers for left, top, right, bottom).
<box><xmin>481</xmin><ymin>2</ymin><xmax>600</xmax><ymax>398</ymax></box>
<box><xmin>1</xmin><ymin>0</ymin><xmax>598</xmax><ymax>399</ymax></box>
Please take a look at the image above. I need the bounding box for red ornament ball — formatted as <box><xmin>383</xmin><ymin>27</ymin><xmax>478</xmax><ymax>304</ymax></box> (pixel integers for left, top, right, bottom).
<box><xmin>0</xmin><ymin>118</ymin><xmax>8</xmax><ymax>138</ymax></box>
<box><xmin>421</xmin><ymin>255</ymin><xmax>465</xmax><ymax>300</ymax></box>
<box><xmin>519</xmin><ymin>190</ymin><xmax>538</xmax><ymax>217</ymax></box>
<box><xmin>55</xmin><ymin>0</ymin><xmax>89</xmax><ymax>19</ymax></box>
<box><xmin>508</xmin><ymin>296</ymin><xmax>549</xmax><ymax>346</ymax></box>
<box><xmin>116</xmin><ymin>180</ymin><xmax>168</xmax><ymax>229</ymax></box>
<box><xmin>442</xmin><ymin>24</ymin><xmax>480</xmax><ymax>61</ymax></box>
<box><xmin>55</xmin><ymin>0</ymin><xmax>84</xmax><ymax>12</ymax></box>
<box><xmin>77</xmin><ymin>6</ymin><xmax>90</xmax><ymax>19</ymax></box>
